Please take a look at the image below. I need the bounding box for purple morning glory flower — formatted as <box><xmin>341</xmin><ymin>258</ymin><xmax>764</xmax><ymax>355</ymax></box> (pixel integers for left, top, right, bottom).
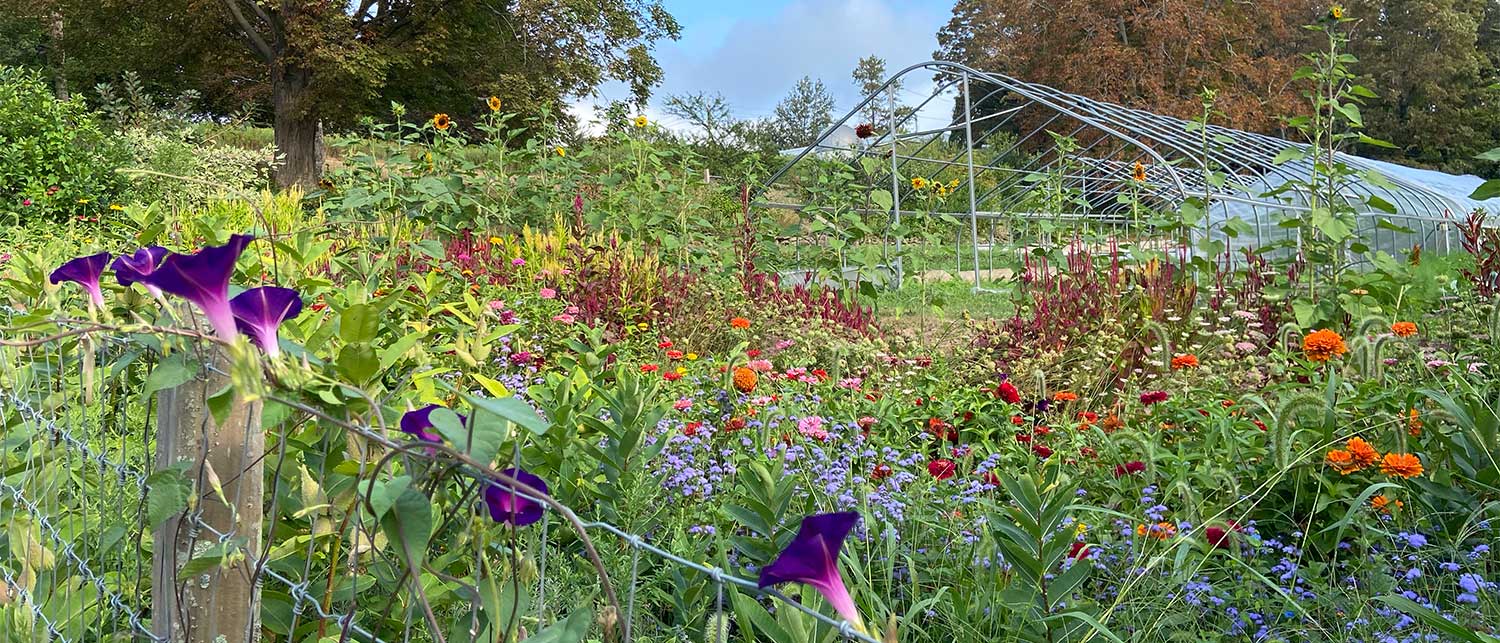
<box><xmin>112</xmin><ymin>247</ymin><xmax>169</xmax><ymax>297</ymax></box>
<box><xmin>399</xmin><ymin>404</ymin><xmax>466</xmax><ymax>443</ymax></box>
<box><xmin>230</xmin><ymin>287</ymin><xmax>302</xmax><ymax>357</ymax></box>
<box><xmin>50</xmin><ymin>252</ymin><xmax>111</xmax><ymax>309</ymax></box>
<box><xmin>483</xmin><ymin>467</ymin><xmax>548</xmax><ymax>527</ymax></box>
<box><xmin>758</xmin><ymin>512</ymin><xmax>865</xmax><ymax>632</ymax></box>
<box><xmin>135</xmin><ymin>234</ymin><xmax>254</xmax><ymax>341</ymax></box>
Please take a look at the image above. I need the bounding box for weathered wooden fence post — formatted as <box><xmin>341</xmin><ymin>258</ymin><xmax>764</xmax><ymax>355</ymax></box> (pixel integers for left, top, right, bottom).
<box><xmin>152</xmin><ymin>345</ymin><xmax>264</xmax><ymax>643</ymax></box>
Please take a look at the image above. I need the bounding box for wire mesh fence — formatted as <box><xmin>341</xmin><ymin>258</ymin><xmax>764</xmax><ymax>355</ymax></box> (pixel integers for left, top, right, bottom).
<box><xmin>0</xmin><ymin>311</ymin><xmax>879</xmax><ymax>643</ymax></box>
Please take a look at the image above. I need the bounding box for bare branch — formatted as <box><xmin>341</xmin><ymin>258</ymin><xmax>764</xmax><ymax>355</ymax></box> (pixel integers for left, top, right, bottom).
<box><xmin>221</xmin><ymin>0</ymin><xmax>276</xmax><ymax>62</ymax></box>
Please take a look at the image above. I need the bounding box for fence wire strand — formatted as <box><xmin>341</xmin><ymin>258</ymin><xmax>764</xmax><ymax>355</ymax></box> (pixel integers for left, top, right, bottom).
<box><xmin>1</xmin><ymin>319</ymin><xmax>878</xmax><ymax>643</ymax></box>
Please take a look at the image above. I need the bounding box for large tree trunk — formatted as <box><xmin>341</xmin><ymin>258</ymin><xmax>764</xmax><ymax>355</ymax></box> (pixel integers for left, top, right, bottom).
<box><xmin>48</xmin><ymin>10</ymin><xmax>68</xmax><ymax>100</ymax></box>
<box><xmin>271</xmin><ymin>62</ymin><xmax>324</xmax><ymax>189</ymax></box>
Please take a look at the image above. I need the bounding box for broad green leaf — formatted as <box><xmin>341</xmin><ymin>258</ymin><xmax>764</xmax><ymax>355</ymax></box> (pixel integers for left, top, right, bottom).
<box><xmin>466</xmin><ymin>394</ymin><xmax>550</xmax><ymax>436</ymax></box>
<box><xmin>379</xmin><ymin>485</ymin><xmax>432</xmax><ymax>569</ymax></box>
<box><xmin>1271</xmin><ymin>148</ymin><xmax>1306</xmax><ymax>165</ymax></box>
<box><xmin>379</xmin><ymin>331</ymin><xmax>425</xmax><ymax>369</ymax></box>
<box><xmin>336</xmin><ymin>344</ymin><xmax>379</xmax><ymax>384</ymax></box>
<box><xmin>525</xmin><ymin>606</ymin><xmax>593</xmax><ymax>643</ymax></box>
<box><xmin>143</xmin><ymin>354</ymin><xmax>198</xmax><ymax>395</ymax></box>
<box><xmin>339</xmin><ymin>304</ymin><xmax>380</xmax><ymax>344</ymax></box>
<box><xmin>145</xmin><ymin>467</ymin><xmax>193</xmax><ymax>527</ymax></box>
<box><xmin>1471</xmin><ymin>179</ymin><xmax>1500</xmax><ymax>201</ymax></box>
<box><xmin>472</xmin><ymin>373</ymin><xmax>511</xmax><ymax>398</ymax></box>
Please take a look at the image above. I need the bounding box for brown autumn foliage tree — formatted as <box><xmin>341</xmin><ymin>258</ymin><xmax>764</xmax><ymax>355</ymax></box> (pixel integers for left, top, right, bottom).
<box><xmin>934</xmin><ymin>0</ymin><xmax>1324</xmax><ymax>134</ymax></box>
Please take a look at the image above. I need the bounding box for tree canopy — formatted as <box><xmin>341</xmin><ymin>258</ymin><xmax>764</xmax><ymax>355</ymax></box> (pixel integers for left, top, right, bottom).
<box><xmin>0</xmin><ymin>0</ymin><xmax>681</xmax><ymax>186</ymax></box>
<box><xmin>934</xmin><ymin>0</ymin><xmax>1500</xmax><ymax>176</ymax></box>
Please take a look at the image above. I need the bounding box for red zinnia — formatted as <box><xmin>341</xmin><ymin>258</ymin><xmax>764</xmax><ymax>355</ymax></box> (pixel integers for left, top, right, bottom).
<box><xmin>1068</xmin><ymin>541</ymin><xmax>1090</xmax><ymax>560</ymax></box>
<box><xmin>855</xmin><ymin>123</ymin><xmax>875</xmax><ymax>138</ymax></box>
<box><xmin>666</xmin><ymin>349</ymin><xmax>684</xmax><ymax>359</ymax></box>
<box><xmin>640</xmin><ymin>363</ymin><xmax>659</xmax><ymax>373</ymax></box>
<box><xmin>1113</xmin><ymin>460</ymin><xmax>1146</xmax><ymax>478</ymax></box>
<box><xmin>724</xmin><ymin>417</ymin><xmax>746</xmax><ymax>432</ymax></box>
<box><xmin>1014</xmin><ymin>432</ymin><xmax>1031</xmax><ymax>444</ymax></box>
<box><xmin>980</xmin><ymin>471</ymin><xmax>1001</xmax><ymax>486</ymax></box>
<box><xmin>927</xmin><ymin>459</ymin><xmax>956</xmax><ymax>480</ymax></box>
<box><xmin>746</xmin><ymin>349</ymin><xmax>761</xmax><ymax>358</ymax></box>
<box><xmin>1140</xmin><ymin>391</ymin><xmax>1170</xmax><ymax>405</ymax></box>
<box><xmin>1011</xmin><ymin>415</ymin><xmax>1026</xmax><ymax>425</ymax></box>
<box><xmin>683</xmin><ymin>421</ymin><xmax>702</xmax><ymax>436</ymax></box>
<box><xmin>663</xmin><ymin>371</ymin><xmax>682</xmax><ymax>381</ymax></box>
<box><xmin>1031</xmin><ymin>444</ymin><xmax>1053</xmax><ymax>459</ymax></box>
<box><xmin>996</xmin><ymin>381</ymin><xmax>1021</xmax><ymax>404</ymax></box>
<box><xmin>872</xmin><ymin>463</ymin><xmax>893</xmax><ymax>480</ymax></box>
<box><xmin>1206</xmin><ymin>522</ymin><xmax>1241</xmax><ymax>549</ymax></box>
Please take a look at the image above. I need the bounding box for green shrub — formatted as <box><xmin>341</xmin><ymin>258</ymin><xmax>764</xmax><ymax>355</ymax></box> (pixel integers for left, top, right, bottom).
<box><xmin>120</xmin><ymin>128</ymin><xmax>274</xmax><ymax>211</ymax></box>
<box><xmin>0</xmin><ymin>66</ymin><xmax>129</xmax><ymax>223</ymax></box>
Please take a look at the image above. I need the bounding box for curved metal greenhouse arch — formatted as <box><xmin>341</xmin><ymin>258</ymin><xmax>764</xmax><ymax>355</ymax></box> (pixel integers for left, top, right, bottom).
<box><xmin>755</xmin><ymin>61</ymin><xmax>1485</xmax><ymax>288</ymax></box>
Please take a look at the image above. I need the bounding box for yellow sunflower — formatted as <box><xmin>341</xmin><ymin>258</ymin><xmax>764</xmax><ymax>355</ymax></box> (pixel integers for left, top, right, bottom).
<box><xmin>634</xmin><ymin>115</ymin><xmax>648</xmax><ymax>128</ymax></box>
<box><xmin>432</xmin><ymin>113</ymin><xmax>452</xmax><ymax>131</ymax></box>
<box><xmin>487</xmin><ymin>96</ymin><xmax>502</xmax><ymax>112</ymax></box>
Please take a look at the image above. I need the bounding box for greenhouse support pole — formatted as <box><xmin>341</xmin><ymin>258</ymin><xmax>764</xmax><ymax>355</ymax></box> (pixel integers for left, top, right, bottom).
<box><xmin>152</xmin><ymin>345</ymin><xmax>264</xmax><ymax>643</ymax></box>
<box><xmin>889</xmin><ymin>88</ymin><xmax>903</xmax><ymax>289</ymax></box>
<box><xmin>962</xmin><ymin>71</ymin><xmax>981</xmax><ymax>290</ymax></box>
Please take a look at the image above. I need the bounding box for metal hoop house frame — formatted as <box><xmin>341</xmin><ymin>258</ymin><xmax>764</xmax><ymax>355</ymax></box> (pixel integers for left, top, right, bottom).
<box><xmin>755</xmin><ymin>61</ymin><xmax>1490</xmax><ymax>288</ymax></box>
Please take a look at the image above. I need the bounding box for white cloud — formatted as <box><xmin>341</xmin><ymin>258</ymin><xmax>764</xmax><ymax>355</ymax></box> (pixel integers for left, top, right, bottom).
<box><xmin>575</xmin><ymin>0</ymin><xmax>951</xmax><ymax>135</ymax></box>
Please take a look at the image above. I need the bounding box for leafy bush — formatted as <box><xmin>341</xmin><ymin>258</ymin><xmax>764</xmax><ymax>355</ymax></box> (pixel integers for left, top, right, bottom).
<box><xmin>0</xmin><ymin>66</ymin><xmax>129</xmax><ymax>223</ymax></box>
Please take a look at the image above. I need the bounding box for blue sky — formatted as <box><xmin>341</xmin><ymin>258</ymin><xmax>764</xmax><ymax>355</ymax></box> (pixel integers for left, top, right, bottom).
<box><xmin>572</xmin><ymin>0</ymin><xmax>954</xmax><ymax>131</ymax></box>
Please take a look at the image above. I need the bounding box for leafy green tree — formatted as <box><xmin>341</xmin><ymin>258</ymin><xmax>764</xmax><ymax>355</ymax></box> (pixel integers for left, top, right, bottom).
<box><xmin>770</xmin><ymin>76</ymin><xmax>836</xmax><ymax>149</ymax></box>
<box><xmin>0</xmin><ymin>0</ymin><xmax>681</xmax><ymax>189</ymax></box>
<box><xmin>1347</xmin><ymin>0</ymin><xmax>1500</xmax><ymax>174</ymax></box>
<box><xmin>851</xmin><ymin>54</ymin><xmax>912</xmax><ymax>128</ymax></box>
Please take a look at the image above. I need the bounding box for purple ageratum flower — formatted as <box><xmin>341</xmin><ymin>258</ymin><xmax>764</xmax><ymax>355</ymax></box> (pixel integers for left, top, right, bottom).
<box><xmin>135</xmin><ymin>234</ymin><xmax>254</xmax><ymax>340</ymax></box>
<box><xmin>758</xmin><ymin>512</ymin><xmax>865</xmax><ymax>632</ymax></box>
<box><xmin>483</xmin><ymin>467</ymin><xmax>548</xmax><ymax>527</ymax></box>
<box><xmin>230</xmin><ymin>287</ymin><xmax>302</xmax><ymax>357</ymax></box>
<box><xmin>112</xmin><ymin>247</ymin><xmax>169</xmax><ymax>297</ymax></box>
<box><xmin>50</xmin><ymin>252</ymin><xmax>111</xmax><ymax>309</ymax></box>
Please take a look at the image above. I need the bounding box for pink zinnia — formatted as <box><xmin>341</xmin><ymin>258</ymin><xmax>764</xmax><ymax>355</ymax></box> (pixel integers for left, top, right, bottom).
<box><xmin>748</xmin><ymin>359</ymin><xmax>773</xmax><ymax>372</ymax></box>
<box><xmin>539</xmin><ymin>287</ymin><xmax>557</xmax><ymax>299</ymax></box>
<box><xmin>552</xmin><ymin>313</ymin><xmax>575</xmax><ymax>323</ymax></box>
<box><xmin>488</xmin><ymin>299</ymin><xmax>505</xmax><ymax>310</ymax></box>
<box><xmin>797</xmin><ymin>416</ymin><xmax>828</xmax><ymax>441</ymax></box>
<box><xmin>512</xmin><ymin>257</ymin><xmax>526</xmax><ymax>266</ymax></box>
<box><xmin>673</xmin><ymin>399</ymin><xmax>692</xmax><ymax>411</ymax></box>
<box><xmin>838</xmin><ymin>377</ymin><xmax>862</xmax><ymax>390</ymax></box>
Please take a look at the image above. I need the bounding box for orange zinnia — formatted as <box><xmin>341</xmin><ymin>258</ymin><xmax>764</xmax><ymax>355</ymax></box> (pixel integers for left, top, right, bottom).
<box><xmin>1346</xmin><ymin>437</ymin><xmax>1380</xmax><ymax>468</ymax></box>
<box><xmin>1052</xmin><ymin>391</ymin><xmax>1079</xmax><ymax>402</ymax></box>
<box><xmin>1135</xmin><ymin>522</ymin><xmax>1176</xmax><ymax>540</ymax></box>
<box><xmin>1391</xmin><ymin>321</ymin><xmax>1417</xmax><ymax>337</ymax></box>
<box><xmin>1170</xmin><ymin>354</ymin><xmax>1200</xmax><ymax>369</ymax></box>
<box><xmin>1406</xmin><ymin>408</ymin><xmax>1423</xmax><ymax>437</ymax></box>
<box><xmin>1131</xmin><ymin>161</ymin><xmax>1147</xmax><ymax>182</ymax></box>
<box><xmin>1325</xmin><ymin>449</ymin><xmax>1359</xmax><ymax>475</ymax></box>
<box><xmin>1370</xmin><ymin>495</ymin><xmax>1403</xmax><ymax>513</ymax></box>
<box><xmin>1380</xmin><ymin>453</ymin><xmax>1423</xmax><ymax>478</ymax></box>
<box><xmin>732</xmin><ymin>367</ymin><xmax>758</xmax><ymax>393</ymax></box>
<box><xmin>730</xmin><ymin>317</ymin><xmax>751</xmax><ymax>329</ymax></box>
<box><xmin>1302</xmin><ymin>329</ymin><xmax>1348</xmax><ymax>362</ymax></box>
